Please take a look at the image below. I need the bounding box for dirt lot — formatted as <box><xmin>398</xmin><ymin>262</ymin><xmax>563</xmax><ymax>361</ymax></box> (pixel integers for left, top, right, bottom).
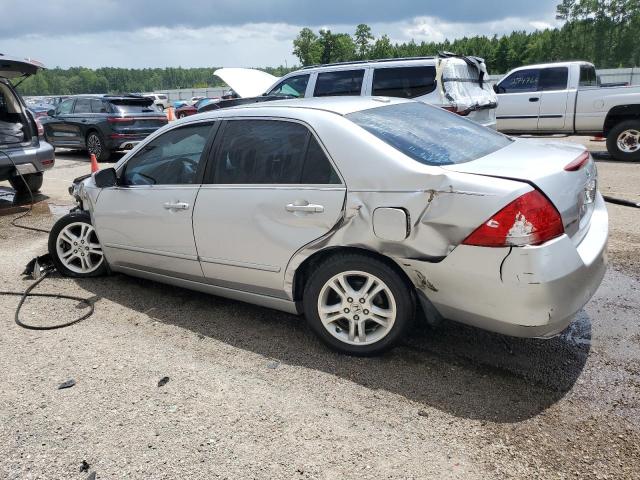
<box><xmin>0</xmin><ymin>138</ymin><xmax>639</xmax><ymax>479</ymax></box>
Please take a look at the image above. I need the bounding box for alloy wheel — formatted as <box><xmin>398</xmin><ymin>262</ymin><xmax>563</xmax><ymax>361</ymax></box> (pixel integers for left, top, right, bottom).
<box><xmin>87</xmin><ymin>133</ymin><xmax>102</xmax><ymax>158</ymax></box>
<box><xmin>55</xmin><ymin>222</ymin><xmax>104</xmax><ymax>274</ymax></box>
<box><xmin>617</xmin><ymin>129</ymin><xmax>640</xmax><ymax>153</ymax></box>
<box><xmin>317</xmin><ymin>270</ymin><xmax>397</xmax><ymax>346</ymax></box>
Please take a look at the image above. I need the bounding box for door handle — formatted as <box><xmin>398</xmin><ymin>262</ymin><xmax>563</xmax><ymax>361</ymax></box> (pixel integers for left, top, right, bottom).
<box><xmin>286</xmin><ymin>202</ymin><xmax>324</xmax><ymax>213</ymax></box>
<box><xmin>529</xmin><ymin>97</ymin><xmax>540</xmax><ymax>102</ymax></box>
<box><xmin>163</xmin><ymin>201</ymin><xmax>190</xmax><ymax>210</ymax></box>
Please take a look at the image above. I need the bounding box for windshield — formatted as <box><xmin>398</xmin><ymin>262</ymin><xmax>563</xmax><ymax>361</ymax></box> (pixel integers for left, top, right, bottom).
<box><xmin>347</xmin><ymin>102</ymin><xmax>511</xmax><ymax>166</ymax></box>
<box><xmin>110</xmin><ymin>99</ymin><xmax>157</xmax><ymax>113</ymax></box>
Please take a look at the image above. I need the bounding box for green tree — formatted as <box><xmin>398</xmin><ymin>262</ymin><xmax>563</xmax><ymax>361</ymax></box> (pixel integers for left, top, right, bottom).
<box><xmin>354</xmin><ymin>24</ymin><xmax>374</xmax><ymax>59</ymax></box>
<box><xmin>293</xmin><ymin>27</ymin><xmax>321</xmax><ymax>66</ymax></box>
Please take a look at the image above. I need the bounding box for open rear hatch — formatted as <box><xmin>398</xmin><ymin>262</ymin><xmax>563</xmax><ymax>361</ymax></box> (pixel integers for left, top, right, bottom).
<box><xmin>442</xmin><ymin>139</ymin><xmax>598</xmax><ymax>243</ymax></box>
<box><xmin>0</xmin><ymin>55</ymin><xmax>45</xmax><ymax>79</ymax></box>
<box><xmin>213</xmin><ymin>68</ymin><xmax>279</xmax><ymax>98</ymax></box>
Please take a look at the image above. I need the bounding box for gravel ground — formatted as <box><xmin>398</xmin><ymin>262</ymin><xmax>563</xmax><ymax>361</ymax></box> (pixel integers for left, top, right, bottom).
<box><xmin>0</xmin><ymin>140</ymin><xmax>639</xmax><ymax>479</ymax></box>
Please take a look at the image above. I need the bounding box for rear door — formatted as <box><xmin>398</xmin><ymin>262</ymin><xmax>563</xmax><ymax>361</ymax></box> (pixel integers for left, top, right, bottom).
<box><xmin>69</xmin><ymin>97</ymin><xmax>93</xmax><ymax>146</ymax></box>
<box><xmin>93</xmin><ymin>121</ymin><xmax>216</xmax><ymax>279</ymax></box>
<box><xmin>496</xmin><ymin>68</ymin><xmax>541</xmax><ymax>132</ymax></box>
<box><xmin>193</xmin><ymin>118</ymin><xmax>345</xmax><ymax>298</ymax></box>
<box><xmin>44</xmin><ymin>98</ymin><xmax>80</xmax><ymax>147</ymax></box>
<box><xmin>537</xmin><ymin>67</ymin><xmax>570</xmax><ymax>131</ymax></box>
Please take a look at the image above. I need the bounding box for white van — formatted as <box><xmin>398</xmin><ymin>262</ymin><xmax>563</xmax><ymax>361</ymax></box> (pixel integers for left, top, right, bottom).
<box><xmin>215</xmin><ymin>55</ymin><xmax>498</xmax><ymax>128</ymax></box>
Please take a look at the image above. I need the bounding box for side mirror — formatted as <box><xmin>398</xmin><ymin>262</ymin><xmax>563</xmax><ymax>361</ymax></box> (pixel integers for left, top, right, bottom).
<box><xmin>94</xmin><ymin>168</ymin><xmax>118</xmax><ymax>188</ymax></box>
<box><xmin>47</xmin><ymin>109</ymin><xmax>55</xmax><ymax>116</ymax></box>
<box><xmin>492</xmin><ymin>84</ymin><xmax>499</xmax><ymax>94</ymax></box>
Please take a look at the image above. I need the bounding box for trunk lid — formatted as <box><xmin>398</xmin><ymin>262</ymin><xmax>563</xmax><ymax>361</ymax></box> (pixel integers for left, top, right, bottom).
<box><xmin>213</xmin><ymin>68</ymin><xmax>279</xmax><ymax>98</ymax></box>
<box><xmin>442</xmin><ymin>139</ymin><xmax>598</xmax><ymax>243</ymax></box>
<box><xmin>0</xmin><ymin>55</ymin><xmax>45</xmax><ymax>79</ymax></box>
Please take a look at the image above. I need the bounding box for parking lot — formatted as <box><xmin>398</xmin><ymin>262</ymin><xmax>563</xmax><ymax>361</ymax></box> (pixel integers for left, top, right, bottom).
<box><xmin>0</xmin><ymin>137</ymin><xmax>639</xmax><ymax>478</ymax></box>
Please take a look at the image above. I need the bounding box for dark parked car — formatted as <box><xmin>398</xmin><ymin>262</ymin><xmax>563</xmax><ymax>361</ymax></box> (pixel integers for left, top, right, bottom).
<box><xmin>175</xmin><ymin>97</ymin><xmax>216</xmax><ymax>118</ymax></box>
<box><xmin>0</xmin><ymin>55</ymin><xmax>55</xmax><ymax>194</ymax></box>
<box><xmin>42</xmin><ymin>94</ymin><xmax>168</xmax><ymax>161</ymax></box>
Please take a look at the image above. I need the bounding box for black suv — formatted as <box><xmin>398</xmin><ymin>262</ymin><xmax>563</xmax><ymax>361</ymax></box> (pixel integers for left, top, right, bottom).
<box><xmin>0</xmin><ymin>55</ymin><xmax>55</xmax><ymax>194</ymax></box>
<box><xmin>42</xmin><ymin>94</ymin><xmax>168</xmax><ymax>161</ymax></box>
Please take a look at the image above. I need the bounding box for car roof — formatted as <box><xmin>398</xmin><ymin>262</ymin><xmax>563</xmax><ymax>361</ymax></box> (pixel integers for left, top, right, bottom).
<box><xmin>507</xmin><ymin>61</ymin><xmax>594</xmax><ymax>71</ymax></box>
<box><xmin>199</xmin><ymin>96</ymin><xmax>412</xmax><ymax>118</ymax></box>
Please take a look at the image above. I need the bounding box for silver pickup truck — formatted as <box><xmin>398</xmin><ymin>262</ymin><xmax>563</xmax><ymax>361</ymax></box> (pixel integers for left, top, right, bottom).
<box><xmin>495</xmin><ymin>61</ymin><xmax>640</xmax><ymax>161</ymax></box>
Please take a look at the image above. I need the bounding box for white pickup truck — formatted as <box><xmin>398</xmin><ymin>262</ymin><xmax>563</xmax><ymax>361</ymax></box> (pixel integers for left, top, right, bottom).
<box><xmin>494</xmin><ymin>61</ymin><xmax>640</xmax><ymax>161</ymax></box>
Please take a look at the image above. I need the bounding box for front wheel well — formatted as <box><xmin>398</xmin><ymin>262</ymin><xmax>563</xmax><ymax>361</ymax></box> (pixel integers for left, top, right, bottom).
<box><xmin>603</xmin><ymin>105</ymin><xmax>640</xmax><ymax>136</ymax></box>
<box><xmin>292</xmin><ymin>246</ymin><xmax>416</xmax><ymax>303</ymax></box>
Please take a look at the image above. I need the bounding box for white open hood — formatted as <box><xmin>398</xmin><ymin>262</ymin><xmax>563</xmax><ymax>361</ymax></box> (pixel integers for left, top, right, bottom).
<box><xmin>214</xmin><ymin>68</ymin><xmax>279</xmax><ymax>98</ymax></box>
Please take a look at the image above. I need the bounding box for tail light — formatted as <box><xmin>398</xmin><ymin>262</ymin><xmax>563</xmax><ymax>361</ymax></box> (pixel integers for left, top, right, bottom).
<box><xmin>35</xmin><ymin>118</ymin><xmax>44</xmax><ymax>137</ymax></box>
<box><xmin>462</xmin><ymin>190</ymin><xmax>564</xmax><ymax>247</ymax></box>
<box><xmin>564</xmin><ymin>151</ymin><xmax>590</xmax><ymax>171</ymax></box>
<box><xmin>442</xmin><ymin>105</ymin><xmax>470</xmax><ymax>116</ymax></box>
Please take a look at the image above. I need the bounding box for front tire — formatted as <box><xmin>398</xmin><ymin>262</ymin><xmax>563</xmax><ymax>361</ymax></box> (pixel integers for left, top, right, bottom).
<box><xmin>9</xmin><ymin>172</ymin><xmax>43</xmax><ymax>194</ymax></box>
<box><xmin>86</xmin><ymin>131</ymin><xmax>111</xmax><ymax>162</ymax></box>
<box><xmin>48</xmin><ymin>211</ymin><xmax>107</xmax><ymax>278</ymax></box>
<box><xmin>606</xmin><ymin>120</ymin><xmax>640</xmax><ymax>161</ymax></box>
<box><xmin>303</xmin><ymin>253</ymin><xmax>414</xmax><ymax>356</ymax></box>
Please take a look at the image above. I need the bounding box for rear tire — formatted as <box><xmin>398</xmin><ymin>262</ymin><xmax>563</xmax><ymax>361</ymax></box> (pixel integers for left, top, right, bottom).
<box><xmin>9</xmin><ymin>172</ymin><xmax>43</xmax><ymax>194</ymax></box>
<box><xmin>303</xmin><ymin>253</ymin><xmax>414</xmax><ymax>356</ymax></box>
<box><xmin>606</xmin><ymin>120</ymin><xmax>640</xmax><ymax>161</ymax></box>
<box><xmin>48</xmin><ymin>211</ymin><xmax>107</xmax><ymax>278</ymax></box>
<box><xmin>86</xmin><ymin>131</ymin><xmax>111</xmax><ymax>162</ymax></box>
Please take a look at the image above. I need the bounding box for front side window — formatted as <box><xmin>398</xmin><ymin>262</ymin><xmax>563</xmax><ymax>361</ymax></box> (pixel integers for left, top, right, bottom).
<box><xmin>579</xmin><ymin>65</ymin><xmax>598</xmax><ymax>87</ymax></box>
<box><xmin>267</xmin><ymin>74</ymin><xmax>310</xmax><ymax>98</ymax></box>
<box><xmin>497</xmin><ymin>69</ymin><xmax>540</xmax><ymax>93</ymax></box>
<box><xmin>372</xmin><ymin>66</ymin><xmax>437</xmax><ymax>98</ymax></box>
<box><xmin>314</xmin><ymin>70</ymin><xmax>365</xmax><ymax>97</ymax></box>
<box><xmin>347</xmin><ymin>102</ymin><xmax>511</xmax><ymax>166</ymax></box>
<box><xmin>214</xmin><ymin>120</ymin><xmax>339</xmax><ymax>184</ymax></box>
<box><xmin>538</xmin><ymin>67</ymin><xmax>568</xmax><ymax>91</ymax></box>
<box><xmin>122</xmin><ymin>123</ymin><xmax>213</xmax><ymax>186</ymax></box>
<box><xmin>56</xmin><ymin>99</ymin><xmax>74</xmax><ymax>115</ymax></box>
<box><xmin>73</xmin><ymin>99</ymin><xmax>92</xmax><ymax>114</ymax></box>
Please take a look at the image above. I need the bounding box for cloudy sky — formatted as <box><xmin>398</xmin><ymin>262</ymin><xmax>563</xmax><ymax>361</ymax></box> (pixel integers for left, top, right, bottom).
<box><xmin>0</xmin><ymin>0</ymin><xmax>561</xmax><ymax>69</ymax></box>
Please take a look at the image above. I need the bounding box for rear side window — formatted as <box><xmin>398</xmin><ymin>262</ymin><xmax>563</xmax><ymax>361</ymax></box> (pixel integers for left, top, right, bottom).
<box><xmin>497</xmin><ymin>69</ymin><xmax>539</xmax><ymax>93</ymax></box>
<box><xmin>73</xmin><ymin>99</ymin><xmax>92</xmax><ymax>114</ymax></box>
<box><xmin>314</xmin><ymin>70</ymin><xmax>365</xmax><ymax>97</ymax></box>
<box><xmin>538</xmin><ymin>67</ymin><xmax>568</xmax><ymax>91</ymax></box>
<box><xmin>372</xmin><ymin>66</ymin><xmax>437</xmax><ymax>98</ymax></box>
<box><xmin>347</xmin><ymin>102</ymin><xmax>511</xmax><ymax>166</ymax></box>
<box><xmin>110</xmin><ymin>99</ymin><xmax>156</xmax><ymax>113</ymax></box>
<box><xmin>267</xmin><ymin>74</ymin><xmax>310</xmax><ymax>98</ymax></box>
<box><xmin>214</xmin><ymin>120</ymin><xmax>339</xmax><ymax>184</ymax></box>
<box><xmin>90</xmin><ymin>99</ymin><xmax>106</xmax><ymax>113</ymax></box>
<box><xmin>579</xmin><ymin>65</ymin><xmax>598</xmax><ymax>87</ymax></box>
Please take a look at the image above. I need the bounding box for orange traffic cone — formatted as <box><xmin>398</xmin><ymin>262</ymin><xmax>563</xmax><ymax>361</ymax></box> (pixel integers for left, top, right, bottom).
<box><xmin>166</xmin><ymin>106</ymin><xmax>176</xmax><ymax>122</ymax></box>
<box><xmin>90</xmin><ymin>153</ymin><xmax>99</xmax><ymax>173</ymax></box>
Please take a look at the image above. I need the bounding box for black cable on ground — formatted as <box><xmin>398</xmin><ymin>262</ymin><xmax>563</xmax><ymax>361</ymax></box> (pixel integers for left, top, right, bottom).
<box><xmin>0</xmin><ymin>150</ymin><xmax>51</xmax><ymax>233</ymax></box>
<box><xmin>603</xmin><ymin>195</ymin><xmax>640</xmax><ymax>209</ymax></box>
<box><xmin>1</xmin><ymin>150</ymin><xmax>95</xmax><ymax>329</ymax></box>
<box><xmin>0</xmin><ymin>270</ymin><xmax>95</xmax><ymax>330</ymax></box>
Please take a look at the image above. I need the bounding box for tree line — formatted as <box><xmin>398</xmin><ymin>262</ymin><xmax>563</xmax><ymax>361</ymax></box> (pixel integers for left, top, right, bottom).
<box><xmin>293</xmin><ymin>0</ymin><xmax>640</xmax><ymax>72</ymax></box>
<box><xmin>16</xmin><ymin>0</ymin><xmax>639</xmax><ymax>96</ymax></box>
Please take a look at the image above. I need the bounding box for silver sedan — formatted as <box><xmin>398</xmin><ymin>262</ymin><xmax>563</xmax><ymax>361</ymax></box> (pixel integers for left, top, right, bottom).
<box><xmin>48</xmin><ymin>97</ymin><xmax>608</xmax><ymax>355</ymax></box>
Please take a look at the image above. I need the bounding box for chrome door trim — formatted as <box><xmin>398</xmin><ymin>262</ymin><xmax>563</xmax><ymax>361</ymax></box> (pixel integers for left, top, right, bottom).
<box><xmin>197</xmin><ymin>185</ymin><xmax>345</xmax><ymax>191</ymax></box>
<box><xmin>104</xmin><ymin>242</ymin><xmax>199</xmax><ymax>261</ymax></box>
<box><xmin>199</xmin><ymin>256</ymin><xmax>281</xmax><ymax>273</ymax></box>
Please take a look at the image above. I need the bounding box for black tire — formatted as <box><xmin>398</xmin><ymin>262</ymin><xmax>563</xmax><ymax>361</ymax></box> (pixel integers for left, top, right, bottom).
<box><xmin>86</xmin><ymin>130</ymin><xmax>111</xmax><ymax>162</ymax></box>
<box><xmin>177</xmin><ymin>112</ymin><xmax>185</xmax><ymax>119</ymax></box>
<box><xmin>157</xmin><ymin>104</ymin><xmax>165</xmax><ymax>111</ymax></box>
<box><xmin>9</xmin><ymin>172</ymin><xmax>43</xmax><ymax>194</ymax></box>
<box><xmin>606</xmin><ymin>120</ymin><xmax>640</xmax><ymax>162</ymax></box>
<box><xmin>48</xmin><ymin>211</ymin><xmax>108</xmax><ymax>278</ymax></box>
<box><xmin>303</xmin><ymin>253</ymin><xmax>414</xmax><ymax>356</ymax></box>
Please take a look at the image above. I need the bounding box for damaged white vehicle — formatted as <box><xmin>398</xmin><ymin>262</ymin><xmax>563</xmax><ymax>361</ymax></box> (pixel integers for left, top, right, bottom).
<box><xmin>50</xmin><ymin>97</ymin><xmax>607</xmax><ymax>355</ymax></box>
<box><xmin>214</xmin><ymin>53</ymin><xmax>498</xmax><ymax>128</ymax></box>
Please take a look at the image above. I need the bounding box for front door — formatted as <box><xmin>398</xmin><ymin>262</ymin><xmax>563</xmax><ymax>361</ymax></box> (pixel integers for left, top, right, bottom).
<box><xmin>92</xmin><ymin>121</ymin><xmax>216</xmax><ymax>280</ymax></box>
<box><xmin>43</xmin><ymin>98</ymin><xmax>80</xmax><ymax>148</ymax></box>
<box><xmin>496</xmin><ymin>68</ymin><xmax>541</xmax><ymax>132</ymax></box>
<box><xmin>193</xmin><ymin>118</ymin><xmax>346</xmax><ymax>298</ymax></box>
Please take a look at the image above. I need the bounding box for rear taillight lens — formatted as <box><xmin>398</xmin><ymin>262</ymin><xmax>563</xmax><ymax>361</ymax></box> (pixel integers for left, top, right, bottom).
<box><xmin>462</xmin><ymin>190</ymin><xmax>564</xmax><ymax>247</ymax></box>
<box><xmin>35</xmin><ymin>118</ymin><xmax>44</xmax><ymax>137</ymax></box>
<box><xmin>442</xmin><ymin>105</ymin><xmax>470</xmax><ymax>116</ymax></box>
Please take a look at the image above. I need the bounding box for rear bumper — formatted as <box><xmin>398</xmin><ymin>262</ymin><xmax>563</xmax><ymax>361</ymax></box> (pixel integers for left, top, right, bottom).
<box><xmin>0</xmin><ymin>140</ymin><xmax>55</xmax><ymax>180</ymax></box>
<box><xmin>403</xmin><ymin>193</ymin><xmax>608</xmax><ymax>338</ymax></box>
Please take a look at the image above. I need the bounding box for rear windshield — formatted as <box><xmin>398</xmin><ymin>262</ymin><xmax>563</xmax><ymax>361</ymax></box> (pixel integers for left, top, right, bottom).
<box><xmin>347</xmin><ymin>102</ymin><xmax>511</xmax><ymax>166</ymax></box>
<box><xmin>110</xmin><ymin>99</ymin><xmax>157</xmax><ymax>113</ymax></box>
